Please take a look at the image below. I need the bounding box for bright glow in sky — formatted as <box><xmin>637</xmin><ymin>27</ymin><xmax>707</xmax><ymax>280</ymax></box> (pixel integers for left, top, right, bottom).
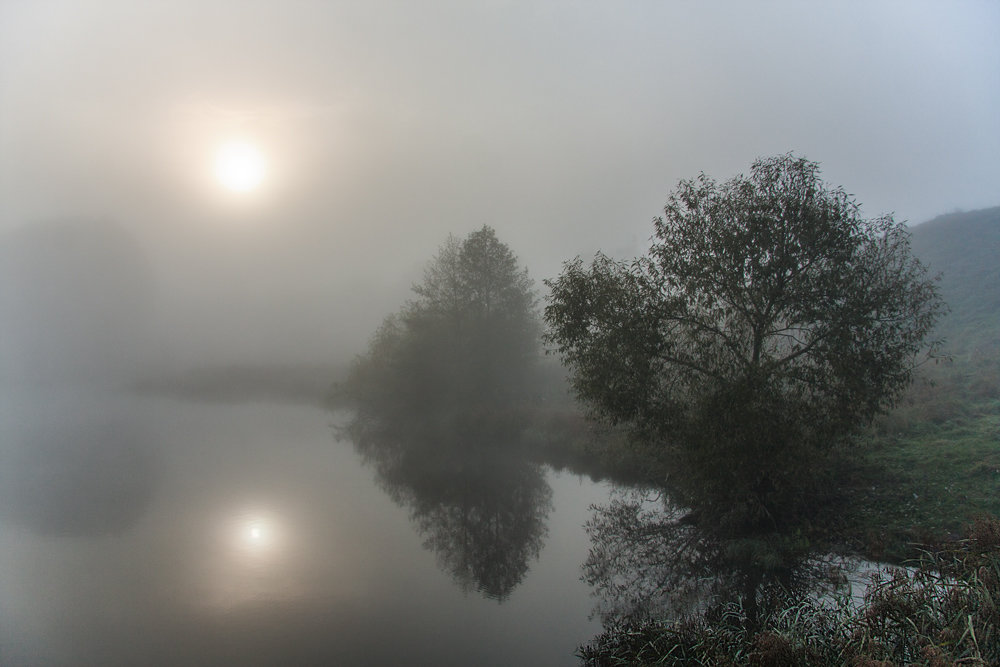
<box><xmin>214</xmin><ymin>141</ymin><xmax>267</xmax><ymax>193</ymax></box>
<box><xmin>1</xmin><ymin>0</ymin><xmax>997</xmax><ymax>367</ymax></box>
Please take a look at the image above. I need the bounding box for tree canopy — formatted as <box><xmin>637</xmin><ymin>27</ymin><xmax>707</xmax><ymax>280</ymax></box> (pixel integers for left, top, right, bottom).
<box><xmin>544</xmin><ymin>155</ymin><xmax>946</xmax><ymax>608</ymax></box>
<box><xmin>338</xmin><ymin>226</ymin><xmax>540</xmax><ymax>433</ymax></box>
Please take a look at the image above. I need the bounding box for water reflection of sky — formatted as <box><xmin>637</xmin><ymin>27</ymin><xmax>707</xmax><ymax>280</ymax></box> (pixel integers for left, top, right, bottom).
<box><xmin>200</xmin><ymin>505</ymin><xmax>298</xmax><ymax>609</ymax></box>
<box><xmin>0</xmin><ymin>396</ymin><xmax>611</xmax><ymax>666</ymax></box>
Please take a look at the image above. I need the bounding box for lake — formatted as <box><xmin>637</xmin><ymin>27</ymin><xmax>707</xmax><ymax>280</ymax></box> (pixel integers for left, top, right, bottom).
<box><xmin>0</xmin><ymin>391</ymin><xmax>614</xmax><ymax>666</ymax></box>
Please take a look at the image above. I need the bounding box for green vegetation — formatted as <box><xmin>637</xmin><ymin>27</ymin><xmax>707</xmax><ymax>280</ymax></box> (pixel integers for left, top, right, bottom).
<box><xmin>324</xmin><ymin>198</ymin><xmax>997</xmax><ymax>664</ymax></box>
<box><xmin>841</xmin><ymin>207</ymin><xmax>1000</xmax><ymax>558</ymax></box>
<box><xmin>910</xmin><ymin>206</ymin><xmax>1000</xmax><ymax>364</ymax></box>
<box><xmin>331</xmin><ymin>227</ymin><xmax>566</xmax><ymax>604</ymax></box>
<box><xmin>849</xmin><ymin>415</ymin><xmax>1000</xmax><ymax>561</ymax></box>
<box><xmin>571</xmin><ymin>204</ymin><xmax>999</xmax><ymax>664</ymax></box>
<box><xmin>579</xmin><ymin>517</ymin><xmax>1000</xmax><ymax>666</ymax></box>
<box><xmin>545</xmin><ymin>155</ymin><xmax>945</xmax><ymax>620</ymax></box>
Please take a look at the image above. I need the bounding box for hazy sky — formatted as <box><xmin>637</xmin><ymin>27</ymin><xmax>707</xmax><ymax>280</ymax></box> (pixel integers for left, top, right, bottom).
<box><xmin>1</xmin><ymin>0</ymin><xmax>998</xmax><ymax>365</ymax></box>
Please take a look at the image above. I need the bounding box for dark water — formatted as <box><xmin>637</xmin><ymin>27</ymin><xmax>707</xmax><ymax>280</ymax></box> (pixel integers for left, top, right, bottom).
<box><xmin>0</xmin><ymin>393</ymin><xmax>611</xmax><ymax>666</ymax></box>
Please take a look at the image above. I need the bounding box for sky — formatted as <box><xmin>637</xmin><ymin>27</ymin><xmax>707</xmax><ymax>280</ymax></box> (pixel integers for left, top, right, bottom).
<box><xmin>1</xmin><ymin>0</ymin><xmax>998</xmax><ymax>368</ymax></box>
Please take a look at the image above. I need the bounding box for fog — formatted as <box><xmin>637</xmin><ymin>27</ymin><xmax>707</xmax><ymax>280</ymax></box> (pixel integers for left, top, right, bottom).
<box><xmin>1</xmin><ymin>2</ymin><xmax>998</xmax><ymax>664</ymax></box>
<box><xmin>2</xmin><ymin>0</ymin><xmax>998</xmax><ymax>370</ymax></box>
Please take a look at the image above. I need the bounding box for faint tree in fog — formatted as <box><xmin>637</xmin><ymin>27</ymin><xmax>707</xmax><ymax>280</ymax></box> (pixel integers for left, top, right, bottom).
<box><xmin>545</xmin><ymin>154</ymin><xmax>946</xmax><ymax>622</ymax></box>
<box><xmin>335</xmin><ymin>226</ymin><xmax>548</xmax><ymax>599</ymax></box>
<box><xmin>0</xmin><ymin>220</ymin><xmax>153</xmax><ymax>386</ymax></box>
<box><xmin>336</xmin><ymin>226</ymin><xmax>540</xmax><ymax>433</ymax></box>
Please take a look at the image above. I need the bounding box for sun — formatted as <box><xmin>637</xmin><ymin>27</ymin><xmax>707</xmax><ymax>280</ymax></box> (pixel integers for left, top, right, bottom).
<box><xmin>214</xmin><ymin>140</ymin><xmax>267</xmax><ymax>192</ymax></box>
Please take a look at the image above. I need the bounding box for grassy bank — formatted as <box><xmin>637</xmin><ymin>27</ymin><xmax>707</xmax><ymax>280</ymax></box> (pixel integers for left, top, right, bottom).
<box><xmin>850</xmin><ymin>411</ymin><xmax>1000</xmax><ymax>560</ymax></box>
<box><xmin>521</xmin><ymin>380</ymin><xmax>1000</xmax><ymax>563</ymax></box>
<box><xmin>579</xmin><ymin>518</ymin><xmax>1000</xmax><ymax>666</ymax></box>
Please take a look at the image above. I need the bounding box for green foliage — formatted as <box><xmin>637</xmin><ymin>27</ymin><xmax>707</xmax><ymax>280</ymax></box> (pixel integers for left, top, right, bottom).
<box><xmin>580</xmin><ymin>517</ymin><xmax>1000</xmax><ymax>666</ymax></box>
<box><xmin>545</xmin><ymin>155</ymin><xmax>945</xmax><ymax>597</ymax></box>
<box><xmin>335</xmin><ymin>226</ymin><xmax>540</xmax><ymax>431</ymax></box>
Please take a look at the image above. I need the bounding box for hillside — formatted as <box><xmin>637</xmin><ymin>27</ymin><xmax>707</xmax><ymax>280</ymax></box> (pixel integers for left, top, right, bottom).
<box><xmin>910</xmin><ymin>206</ymin><xmax>1000</xmax><ymax>362</ymax></box>
<box><xmin>855</xmin><ymin>206</ymin><xmax>1000</xmax><ymax>556</ymax></box>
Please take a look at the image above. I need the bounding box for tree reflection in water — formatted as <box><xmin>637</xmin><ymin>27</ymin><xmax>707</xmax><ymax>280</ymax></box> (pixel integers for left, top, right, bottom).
<box><xmin>582</xmin><ymin>489</ymin><xmax>716</xmax><ymax>625</ymax></box>
<box><xmin>583</xmin><ymin>489</ymin><xmax>834</xmax><ymax>627</ymax></box>
<box><xmin>345</xmin><ymin>422</ymin><xmax>553</xmax><ymax>601</ymax></box>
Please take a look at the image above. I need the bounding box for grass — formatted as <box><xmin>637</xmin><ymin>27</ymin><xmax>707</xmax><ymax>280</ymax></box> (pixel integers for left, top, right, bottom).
<box><xmin>846</xmin><ymin>418</ymin><xmax>1000</xmax><ymax>561</ymax></box>
<box><xmin>579</xmin><ymin>518</ymin><xmax>1000</xmax><ymax>666</ymax></box>
<box><xmin>521</xmin><ymin>359</ymin><xmax>1000</xmax><ymax>562</ymax></box>
<box><xmin>844</xmin><ymin>364</ymin><xmax>1000</xmax><ymax>561</ymax></box>
<box><xmin>568</xmin><ymin>357</ymin><xmax>1000</xmax><ymax>663</ymax></box>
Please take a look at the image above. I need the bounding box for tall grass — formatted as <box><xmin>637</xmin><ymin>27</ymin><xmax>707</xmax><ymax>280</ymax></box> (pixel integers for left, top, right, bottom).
<box><xmin>579</xmin><ymin>517</ymin><xmax>999</xmax><ymax>666</ymax></box>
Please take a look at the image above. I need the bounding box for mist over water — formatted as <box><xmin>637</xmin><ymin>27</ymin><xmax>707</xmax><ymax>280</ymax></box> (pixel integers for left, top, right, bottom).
<box><xmin>0</xmin><ymin>393</ymin><xmax>612</xmax><ymax>666</ymax></box>
<box><xmin>2</xmin><ymin>2</ymin><xmax>998</xmax><ymax>663</ymax></box>
<box><xmin>0</xmin><ymin>218</ymin><xmax>606</xmax><ymax>663</ymax></box>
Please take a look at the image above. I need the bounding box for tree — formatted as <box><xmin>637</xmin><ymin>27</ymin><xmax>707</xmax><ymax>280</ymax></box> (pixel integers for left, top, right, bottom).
<box><xmin>338</xmin><ymin>226</ymin><xmax>540</xmax><ymax>432</ymax></box>
<box><xmin>336</xmin><ymin>228</ymin><xmax>547</xmax><ymax>600</ymax></box>
<box><xmin>544</xmin><ymin>155</ymin><xmax>945</xmax><ymax>616</ymax></box>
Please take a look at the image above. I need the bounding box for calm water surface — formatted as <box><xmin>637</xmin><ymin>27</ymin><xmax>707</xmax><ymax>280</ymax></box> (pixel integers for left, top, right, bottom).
<box><xmin>0</xmin><ymin>392</ymin><xmax>612</xmax><ymax>666</ymax></box>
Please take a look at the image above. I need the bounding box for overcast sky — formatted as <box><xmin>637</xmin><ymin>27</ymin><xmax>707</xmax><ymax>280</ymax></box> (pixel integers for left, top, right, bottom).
<box><xmin>1</xmin><ymin>0</ymin><xmax>997</xmax><ymax>366</ymax></box>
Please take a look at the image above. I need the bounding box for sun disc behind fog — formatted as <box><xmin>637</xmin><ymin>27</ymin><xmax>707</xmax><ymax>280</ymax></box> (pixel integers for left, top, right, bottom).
<box><xmin>214</xmin><ymin>140</ymin><xmax>267</xmax><ymax>192</ymax></box>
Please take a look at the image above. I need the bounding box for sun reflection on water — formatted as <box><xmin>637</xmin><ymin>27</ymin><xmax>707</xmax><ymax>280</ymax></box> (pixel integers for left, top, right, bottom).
<box><xmin>198</xmin><ymin>505</ymin><xmax>304</xmax><ymax>609</ymax></box>
<box><xmin>233</xmin><ymin>510</ymin><xmax>284</xmax><ymax>558</ymax></box>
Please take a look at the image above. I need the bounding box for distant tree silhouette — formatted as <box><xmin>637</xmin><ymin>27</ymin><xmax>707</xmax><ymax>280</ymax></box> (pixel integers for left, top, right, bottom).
<box><xmin>335</xmin><ymin>227</ymin><xmax>549</xmax><ymax>598</ymax></box>
<box><xmin>336</xmin><ymin>226</ymin><xmax>540</xmax><ymax>433</ymax></box>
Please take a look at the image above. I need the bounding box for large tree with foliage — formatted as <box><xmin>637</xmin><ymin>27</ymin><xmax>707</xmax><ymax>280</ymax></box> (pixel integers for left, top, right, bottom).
<box><xmin>545</xmin><ymin>155</ymin><xmax>945</xmax><ymax>615</ymax></box>
<box><xmin>339</xmin><ymin>226</ymin><xmax>540</xmax><ymax>432</ymax></box>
